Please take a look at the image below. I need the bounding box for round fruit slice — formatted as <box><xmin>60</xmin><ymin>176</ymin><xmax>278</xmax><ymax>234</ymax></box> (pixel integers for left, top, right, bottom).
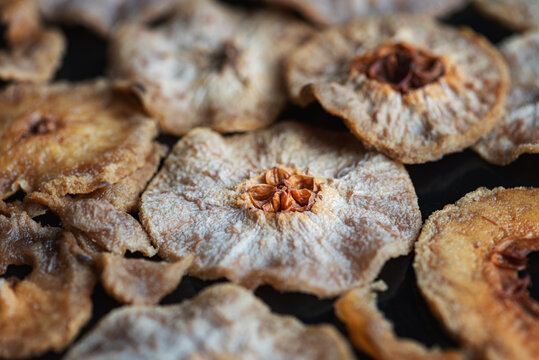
<box><xmin>474</xmin><ymin>31</ymin><xmax>539</xmax><ymax>165</ymax></box>
<box><xmin>286</xmin><ymin>15</ymin><xmax>509</xmax><ymax>163</ymax></box>
<box><xmin>109</xmin><ymin>0</ymin><xmax>312</xmax><ymax>136</ymax></box>
<box><xmin>140</xmin><ymin>122</ymin><xmax>421</xmax><ymax>297</ymax></box>
<box><xmin>0</xmin><ymin>80</ymin><xmax>158</xmax><ymax>199</ymax></box>
<box><xmin>64</xmin><ymin>284</ymin><xmax>354</xmax><ymax>360</ymax></box>
<box><xmin>415</xmin><ymin>187</ymin><xmax>539</xmax><ymax>360</ymax></box>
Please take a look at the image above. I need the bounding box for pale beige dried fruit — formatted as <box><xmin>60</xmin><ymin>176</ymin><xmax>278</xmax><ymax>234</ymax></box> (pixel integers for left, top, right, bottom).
<box><xmin>415</xmin><ymin>187</ymin><xmax>539</xmax><ymax>360</ymax></box>
<box><xmin>26</xmin><ymin>192</ymin><xmax>156</xmax><ymax>257</ymax></box>
<box><xmin>78</xmin><ymin>142</ymin><xmax>167</xmax><ymax>212</ymax></box>
<box><xmin>65</xmin><ymin>283</ymin><xmax>354</xmax><ymax>360</ymax></box>
<box><xmin>251</xmin><ymin>0</ymin><xmax>467</xmax><ymax>25</ymax></box>
<box><xmin>0</xmin><ymin>0</ymin><xmax>65</xmax><ymax>82</ymax></box>
<box><xmin>95</xmin><ymin>254</ymin><xmax>193</xmax><ymax>305</ymax></box>
<box><xmin>286</xmin><ymin>15</ymin><xmax>509</xmax><ymax>164</ymax></box>
<box><xmin>474</xmin><ymin>0</ymin><xmax>539</xmax><ymax>30</ymax></box>
<box><xmin>474</xmin><ymin>31</ymin><xmax>539</xmax><ymax>165</ymax></box>
<box><xmin>0</xmin><ymin>212</ymin><xmax>95</xmax><ymax>359</ymax></box>
<box><xmin>140</xmin><ymin>122</ymin><xmax>421</xmax><ymax>297</ymax></box>
<box><xmin>336</xmin><ymin>281</ymin><xmax>465</xmax><ymax>360</ymax></box>
<box><xmin>109</xmin><ymin>0</ymin><xmax>313</xmax><ymax>136</ymax></box>
<box><xmin>0</xmin><ymin>80</ymin><xmax>158</xmax><ymax>199</ymax></box>
<box><xmin>38</xmin><ymin>0</ymin><xmax>180</xmax><ymax>37</ymax></box>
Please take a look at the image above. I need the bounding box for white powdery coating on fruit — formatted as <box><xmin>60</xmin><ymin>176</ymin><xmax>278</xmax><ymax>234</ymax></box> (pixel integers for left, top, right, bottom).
<box><xmin>109</xmin><ymin>0</ymin><xmax>312</xmax><ymax>135</ymax></box>
<box><xmin>474</xmin><ymin>31</ymin><xmax>539</xmax><ymax>165</ymax></box>
<box><xmin>286</xmin><ymin>15</ymin><xmax>508</xmax><ymax>163</ymax></box>
<box><xmin>474</xmin><ymin>0</ymin><xmax>539</xmax><ymax>30</ymax></box>
<box><xmin>38</xmin><ymin>0</ymin><xmax>178</xmax><ymax>36</ymax></box>
<box><xmin>140</xmin><ymin>122</ymin><xmax>421</xmax><ymax>297</ymax></box>
<box><xmin>253</xmin><ymin>0</ymin><xmax>466</xmax><ymax>25</ymax></box>
<box><xmin>64</xmin><ymin>284</ymin><xmax>353</xmax><ymax>360</ymax></box>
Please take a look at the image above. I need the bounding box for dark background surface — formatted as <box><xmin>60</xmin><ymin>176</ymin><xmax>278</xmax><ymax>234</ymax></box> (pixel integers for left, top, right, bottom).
<box><xmin>3</xmin><ymin>2</ymin><xmax>537</xmax><ymax>359</ymax></box>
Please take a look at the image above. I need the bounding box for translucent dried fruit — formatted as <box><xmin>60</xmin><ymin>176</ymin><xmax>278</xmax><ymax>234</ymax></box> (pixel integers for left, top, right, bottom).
<box><xmin>0</xmin><ymin>212</ymin><xmax>95</xmax><ymax>358</ymax></box>
<box><xmin>0</xmin><ymin>0</ymin><xmax>65</xmax><ymax>82</ymax></box>
<box><xmin>65</xmin><ymin>284</ymin><xmax>354</xmax><ymax>360</ymax></box>
<box><xmin>109</xmin><ymin>0</ymin><xmax>312</xmax><ymax>136</ymax></box>
<box><xmin>251</xmin><ymin>0</ymin><xmax>467</xmax><ymax>25</ymax></box>
<box><xmin>286</xmin><ymin>16</ymin><xmax>509</xmax><ymax>164</ymax></box>
<box><xmin>0</xmin><ymin>80</ymin><xmax>158</xmax><ymax>199</ymax></box>
<box><xmin>38</xmin><ymin>0</ymin><xmax>180</xmax><ymax>37</ymax></box>
<box><xmin>140</xmin><ymin>122</ymin><xmax>421</xmax><ymax>297</ymax></box>
<box><xmin>415</xmin><ymin>187</ymin><xmax>539</xmax><ymax>360</ymax></box>
<box><xmin>78</xmin><ymin>143</ymin><xmax>167</xmax><ymax>212</ymax></box>
<box><xmin>474</xmin><ymin>0</ymin><xmax>539</xmax><ymax>30</ymax></box>
<box><xmin>474</xmin><ymin>31</ymin><xmax>539</xmax><ymax>165</ymax></box>
<box><xmin>26</xmin><ymin>192</ymin><xmax>156</xmax><ymax>257</ymax></box>
<box><xmin>96</xmin><ymin>254</ymin><xmax>193</xmax><ymax>305</ymax></box>
<box><xmin>336</xmin><ymin>282</ymin><xmax>465</xmax><ymax>360</ymax></box>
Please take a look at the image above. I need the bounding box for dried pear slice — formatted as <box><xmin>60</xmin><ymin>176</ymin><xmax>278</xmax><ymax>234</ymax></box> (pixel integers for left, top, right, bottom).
<box><xmin>26</xmin><ymin>192</ymin><xmax>156</xmax><ymax>257</ymax></box>
<box><xmin>109</xmin><ymin>0</ymin><xmax>313</xmax><ymax>136</ymax></box>
<box><xmin>0</xmin><ymin>212</ymin><xmax>95</xmax><ymax>358</ymax></box>
<box><xmin>38</xmin><ymin>0</ymin><xmax>180</xmax><ymax>37</ymax></box>
<box><xmin>0</xmin><ymin>80</ymin><xmax>158</xmax><ymax>199</ymax></box>
<box><xmin>335</xmin><ymin>281</ymin><xmax>465</xmax><ymax>360</ymax></box>
<box><xmin>0</xmin><ymin>0</ymin><xmax>65</xmax><ymax>82</ymax></box>
<box><xmin>140</xmin><ymin>122</ymin><xmax>421</xmax><ymax>297</ymax></box>
<box><xmin>64</xmin><ymin>284</ymin><xmax>354</xmax><ymax>360</ymax></box>
<box><xmin>250</xmin><ymin>0</ymin><xmax>467</xmax><ymax>25</ymax></box>
<box><xmin>474</xmin><ymin>31</ymin><xmax>539</xmax><ymax>165</ymax></box>
<box><xmin>415</xmin><ymin>187</ymin><xmax>539</xmax><ymax>360</ymax></box>
<box><xmin>96</xmin><ymin>253</ymin><xmax>193</xmax><ymax>305</ymax></box>
<box><xmin>78</xmin><ymin>142</ymin><xmax>167</xmax><ymax>212</ymax></box>
<box><xmin>25</xmin><ymin>191</ymin><xmax>195</xmax><ymax>306</ymax></box>
<box><xmin>286</xmin><ymin>15</ymin><xmax>509</xmax><ymax>164</ymax></box>
<box><xmin>474</xmin><ymin>0</ymin><xmax>539</xmax><ymax>31</ymax></box>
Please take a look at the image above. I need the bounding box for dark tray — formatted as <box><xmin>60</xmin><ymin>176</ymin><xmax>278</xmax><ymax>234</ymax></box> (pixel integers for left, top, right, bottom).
<box><xmin>6</xmin><ymin>3</ymin><xmax>537</xmax><ymax>359</ymax></box>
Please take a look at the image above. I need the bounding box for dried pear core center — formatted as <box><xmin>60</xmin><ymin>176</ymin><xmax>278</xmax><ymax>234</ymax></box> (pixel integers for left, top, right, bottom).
<box><xmin>211</xmin><ymin>41</ymin><xmax>239</xmax><ymax>72</ymax></box>
<box><xmin>352</xmin><ymin>42</ymin><xmax>444</xmax><ymax>93</ymax></box>
<box><xmin>246</xmin><ymin>167</ymin><xmax>319</xmax><ymax>213</ymax></box>
<box><xmin>29</xmin><ymin>116</ymin><xmax>59</xmax><ymax>135</ymax></box>
<box><xmin>490</xmin><ymin>239</ymin><xmax>539</xmax><ymax>318</ymax></box>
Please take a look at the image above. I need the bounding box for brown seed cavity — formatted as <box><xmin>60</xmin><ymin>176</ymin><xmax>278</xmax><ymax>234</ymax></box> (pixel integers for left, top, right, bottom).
<box><xmin>490</xmin><ymin>238</ymin><xmax>539</xmax><ymax>318</ymax></box>
<box><xmin>244</xmin><ymin>167</ymin><xmax>320</xmax><ymax>213</ymax></box>
<box><xmin>352</xmin><ymin>42</ymin><xmax>445</xmax><ymax>93</ymax></box>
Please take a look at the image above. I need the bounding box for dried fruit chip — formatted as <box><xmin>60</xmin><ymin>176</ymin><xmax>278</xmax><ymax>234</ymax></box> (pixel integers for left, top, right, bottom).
<box><xmin>0</xmin><ymin>212</ymin><xmax>95</xmax><ymax>358</ymax></box>
<box><xmin>0</xmin><ymin>197</ymin><xmax>47</xmax><ymax>217</ymax></box>
<box><xmin>64</xmin><ymin>284</ymin><xmax>354</xmax><ymax>360</ymax></box>
<box><xmin>96</xmin><ymin>253</ymin><xmax>193</xmax><ymax>305</ymax></box>
<box><xmin>335</xmin><ymin>281</ymin><xmax>465</xmax><ymax>360</ymax></box>
<box><xmin>474</xmin><ymin>31</ymin><xmax>539</xmax><ymax>165</ymax></box>
<box><xmin>109</xmin><ymin>0</ymin><xmax>313</xmax><ymax>136</ymax></box>
<box><xmin>78</xmin><ymin>142</ymin><xmax>167</xmax><ymax>212</ymax></box>
<box><xmin>0</xmin><ymin>0</ymin><xmax>65</xmax><ymax>82</ymax></box>
<box><xmin>251</xmin><ymin>0</ymin><xmax>467</xmax><ymax>25</ymax></box>
<box><xmin>38</xmin><ymin>0</ymin><xmax>180</xmax><ymax>36</ymax></box>
<box><xmin>27</xmin><ymin>192</ymin><xmax>156</xmax><ymax>257</ymax></box>
<box><xmin>474</xmin><ymin>0</ymin><xmax>539</xmax><ymax>30</ymax></box>
<box><xmin>415</xmin><ymin>187</ymin><xmax>539</xmax><ymax>360</ymax></box>
<box><xmin>286</xmin><ymin>16</ymin><xmax>509</xmax><ymax>164</ymax></box>
<box><xmin>140</xmin><ymin>122</ymin><xmax>421</xmax><ymax>297</ymax></box>
<box><xmin>0</xmin><ymin>80</ymin><xmax>158</xmax><ymax>199</ymax></box>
